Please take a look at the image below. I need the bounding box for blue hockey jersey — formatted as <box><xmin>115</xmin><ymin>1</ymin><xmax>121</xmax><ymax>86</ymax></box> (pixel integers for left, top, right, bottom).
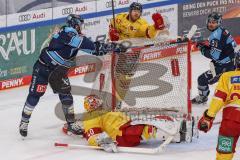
<box><xmin>39</xmin><ymin>26</ymin><xmax>97</xmax><ymax>68</ymax></box>
<box><xmin>201</xmin><ymin>27</ymin><xmax>237</xmax><ymax>66</ymax></box>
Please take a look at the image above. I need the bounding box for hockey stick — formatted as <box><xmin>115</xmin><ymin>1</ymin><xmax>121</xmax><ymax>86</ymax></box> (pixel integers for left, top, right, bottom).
<box><xmin>121</xmin><ymin>25</ymin><xmax>198</xmax><ymax>50</ymax></box>
<box><xmin>186</xmin><ymin>25</ymin><xmax>198</xmax><ymax>40</ymax></box>
<box><xmin>111</xmin><ymin>0</ymin><xmax>116</xmax><ymax>29</ymax></box>
<box><xmin>55</xmin><ymin>136</ymin><xmax>173</xmax><ymax>154</ymax></box>
<box><xmin>169</xmin><ymin>25</ymin><xmax>198</xmax><ymax>44</ymax></box>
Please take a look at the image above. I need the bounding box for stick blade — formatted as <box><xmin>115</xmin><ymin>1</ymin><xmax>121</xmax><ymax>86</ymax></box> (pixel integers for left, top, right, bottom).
<box><xmin>186</xmin><ymin>25</ymin><xmax>198</xmax><ymax>40</ymax></box>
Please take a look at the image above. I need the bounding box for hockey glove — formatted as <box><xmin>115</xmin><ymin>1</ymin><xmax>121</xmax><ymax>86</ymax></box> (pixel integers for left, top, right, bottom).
<box><xmin>112</xmin><ymin>43</ymin><xmax>128</xmax><ymax>53</ymax></box>
<box><xmin>198</xmin><ymin>109</ymin><xmax>214</xmax><ymax>133</ymax></box>
<box><xmin>152</xmin><ymin>13</ymin><xmax>165</xmax><ymax>30</ymax></box>
<box><xmin>96</xmin><ymin>132</ymin><xmax>118</xmax><ymax>153</ymax></box>
<box><xmin>109</xmin><ymin>28</ymin><xmax>120</xmax><ymax>41</ymax></box>
<box><xmin>208</xmin><ymin>73</ymin><xmax>222</xmax><ymax>85</ymax></box>
<box><xmin>176</xmin><ymin>36</ymin><xmax>189</xmax><ymax>43</ymax></box>
<box><xmin>196</xmin><ymin>42</ymin><xmax>210</xmax><ymax>54</ymax></box>
<box><xmin>93</xmin><ymin>41</ymin><xmax>108</xmax><ymax>56</ymax></box>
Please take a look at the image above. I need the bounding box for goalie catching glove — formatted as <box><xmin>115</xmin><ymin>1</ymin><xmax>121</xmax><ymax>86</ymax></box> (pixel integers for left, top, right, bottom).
<box><xmin>198</xmin><ymin>109</ymin><xmax>214</xmax><ymax>133</ymax></box>
<box><xmin>96</xmin><ymin>132</ymin><xmax>118</xmax><ymax>153</ymax></box>
<box><xmin>196</xmin><ymin>41</ymin><xmax>210</xmax><ymax>54</ymax></box>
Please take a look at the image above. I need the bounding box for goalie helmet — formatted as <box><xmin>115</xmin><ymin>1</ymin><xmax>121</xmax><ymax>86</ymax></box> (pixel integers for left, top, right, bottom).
<box><xmin>84</xmin><ymin>95</ymin><xmax>103</xmax><ymax>112</ymax></box>
<box><xmin>129</xmin><ymin>2</ymin><xmax>143</xmax><ymax>13</ymax></box>
<box><xmin>206</xmin><ymin>12</ymin><xmax>222</xmax><ymax>30</ymax></box>
<box><xmin>66</xmin><ymin>14</ymin><xmax>84</xmax><ymax>28</ymax></box>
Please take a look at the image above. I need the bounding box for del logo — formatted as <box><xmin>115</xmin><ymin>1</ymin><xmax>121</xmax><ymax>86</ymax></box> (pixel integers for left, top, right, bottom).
<box><xmin>231</xmin><ymin>76</ymin><xmax>240</xmax><ymax>83</ymax></box>
<box><xmin>36</xmin><ymin>85</ymin><xmax>47</xmax><ymax>93</ymax></box>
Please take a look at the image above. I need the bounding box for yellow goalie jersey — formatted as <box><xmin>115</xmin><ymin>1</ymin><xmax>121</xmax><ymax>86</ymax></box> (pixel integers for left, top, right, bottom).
<box><xmin>83</xmin><ymin>111</ymin><xmax>130</xmax><ymax>146</ymax></box>
<box><xmin>208</xmin><ymin>70</ymin><xmax>240</xmax><ymax>117</ymax></box>
<box><xmin>110</xmin><ymin>13</ymin><xmax>159</xmax><ymax>39</ymax></box>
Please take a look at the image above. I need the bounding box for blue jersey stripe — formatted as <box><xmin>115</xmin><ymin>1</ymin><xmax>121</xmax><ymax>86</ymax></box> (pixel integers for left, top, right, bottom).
<box><xmin>47</xmin><ymin>51</ymin><xmax>73</xmax><ymax>68</ymax></box>
<box><xmin>69</xmin><ymin>36</ymin><xmax>83</xmax><ymax>48</ymax></box>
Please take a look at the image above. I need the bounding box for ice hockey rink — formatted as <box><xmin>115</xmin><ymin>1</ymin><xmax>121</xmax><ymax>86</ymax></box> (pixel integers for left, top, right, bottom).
<box><xmin>1</xmin><ymin>52</ymin><xmax>240</xmax><ymax>160</ymax></box>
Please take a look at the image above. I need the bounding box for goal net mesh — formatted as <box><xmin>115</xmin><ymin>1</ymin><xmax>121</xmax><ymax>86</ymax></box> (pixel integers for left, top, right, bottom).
<box><xmin>74</xmin><ymin>39</ymin><xmax>191</xmax><ymax>118</ymax></box>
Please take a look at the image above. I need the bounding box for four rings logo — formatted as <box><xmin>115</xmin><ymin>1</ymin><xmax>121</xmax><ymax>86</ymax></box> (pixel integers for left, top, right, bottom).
<box><xmin>106</xmin><ymin>1</ymin><xmax>116</xmax><ymax>8</ymax></box>
<box><xmin>62</xmin><ymin>7</ymin><xmax>73</xmax><ymax>15</ymax></box>
<box><xmin>19</xmin><ymin>14</ymin><xmax>31</xmax><ymax>22</ymax></box>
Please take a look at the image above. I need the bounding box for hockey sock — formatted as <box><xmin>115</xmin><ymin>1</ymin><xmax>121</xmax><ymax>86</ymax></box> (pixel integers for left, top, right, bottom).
<box><xmin>21</xmin><ymin>102</ymin><xmax>35</xmax><ymax>122</ymax></box>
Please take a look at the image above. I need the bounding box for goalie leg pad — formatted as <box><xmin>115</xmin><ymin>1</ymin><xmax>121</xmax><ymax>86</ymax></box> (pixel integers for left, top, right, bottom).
<box><xmin>131</xmin><ymin>118</ymin><xmax>180</xmax><ymax>136</ymax></box>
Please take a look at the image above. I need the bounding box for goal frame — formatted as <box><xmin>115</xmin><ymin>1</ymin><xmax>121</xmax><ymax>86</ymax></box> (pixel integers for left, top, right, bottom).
<box><xmin>110</xmin><ymin>40</ymin><xmax>192</xmax><ymax>119</ymax></box>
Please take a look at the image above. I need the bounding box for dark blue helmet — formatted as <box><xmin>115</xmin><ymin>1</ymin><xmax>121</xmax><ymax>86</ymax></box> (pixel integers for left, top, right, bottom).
<box><xmin>206</xmin><ymin>12</ymin><xmax>222</xmax><ymax>29</ymax></box>
<box><xmin>129</xmin><ymin>2</ymin><xmax>143</xmax><ymax>13</ymax></box>
<box><xmin>66</xmin><ymin>14</ymin><xmax>84</xmax><ymax>28</ymax></box>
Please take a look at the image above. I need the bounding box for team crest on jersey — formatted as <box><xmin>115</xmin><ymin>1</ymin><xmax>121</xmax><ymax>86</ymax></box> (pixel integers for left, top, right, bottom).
<box><xmin>129</xmin><ymin>26</ymin><xmax>137</xmax><ymax>32</ymax></box>
<box><xmin>231</xmin><ymin>76</ymin><xmax>240</xmax><ymax>83</ymax></box>
<box><xmin>116</xmin><ymin>19</ymin><xmax>121</xmax><ymax>24</ymax></box>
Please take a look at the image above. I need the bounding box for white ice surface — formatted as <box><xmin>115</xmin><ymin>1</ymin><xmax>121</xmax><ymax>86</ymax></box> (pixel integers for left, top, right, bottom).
<box><xmin>0</xmin><ymin>52</ymin><xmax>240</xmax><ymax>160</ymax></box>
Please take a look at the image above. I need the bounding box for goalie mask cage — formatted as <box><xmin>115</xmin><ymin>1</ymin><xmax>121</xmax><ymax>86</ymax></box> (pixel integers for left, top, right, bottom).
<box><xmin>75</xmin><ymin>40</ymin><xmax>192</xmax><ymax>119</ymax></box>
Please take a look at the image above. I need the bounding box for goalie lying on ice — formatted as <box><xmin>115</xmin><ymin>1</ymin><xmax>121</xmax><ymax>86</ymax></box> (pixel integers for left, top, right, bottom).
<box><xmin>62</xmin><ymin>95</ymin><xmax>185</xmax><ymax>152</ymax></box>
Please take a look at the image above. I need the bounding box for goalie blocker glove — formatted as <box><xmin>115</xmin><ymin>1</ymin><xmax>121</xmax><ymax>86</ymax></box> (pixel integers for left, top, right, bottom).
<box><xmin>96</xmin><ymin>132</ymin><xmax>118</xmax><ymax>153</ymax></box>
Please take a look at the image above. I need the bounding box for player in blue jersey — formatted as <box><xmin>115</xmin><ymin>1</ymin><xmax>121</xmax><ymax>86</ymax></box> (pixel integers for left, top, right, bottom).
<box><xmin>191</xmin><ymin>12</ymin><xmax>237</xmax><ymax>104</ymax></box>
<box><xmin>19</xmin><ymin>14</ymin><xmax>126</xmax><ymax>137</ymax></box>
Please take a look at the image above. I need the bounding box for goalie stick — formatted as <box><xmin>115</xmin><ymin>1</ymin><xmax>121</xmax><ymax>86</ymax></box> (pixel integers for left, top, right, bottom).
<box><xmin>55</xmin><ymin>136</ymin><xmax>174</xmax><ymax>154</ymax></box>
<box><xmin>120</xmin><ymin>25</ymin><xmax>198</xmax><ymax>50</ymax></box>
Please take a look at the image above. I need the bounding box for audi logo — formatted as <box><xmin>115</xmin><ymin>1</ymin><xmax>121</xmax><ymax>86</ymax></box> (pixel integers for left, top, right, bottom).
<box><xmin>19</xmin><ymin>14</ymin><xmax>31</xmax><ymax>22</ymax></box>
<box><xmin>62</xmin><ymin>7</ymin><xmax>73</xmax><ymax>15</ymax></box>
<box><xmin>106</xmin><ymin>1</ymin><xmax>116</xmax><ymax>8</ymax></box>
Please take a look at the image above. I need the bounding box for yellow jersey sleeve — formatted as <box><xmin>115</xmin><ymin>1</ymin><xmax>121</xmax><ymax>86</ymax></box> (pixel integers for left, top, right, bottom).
<box><xmin>208</xmin><ymin>71</ymin><xmax>240</xmax><ymax>117</ymax></box>
<box><xmin>208</xmin><ymin>74</ymin><xmax>228</xmax><ymax>117</ymax></box>
<box><xmin>83</xmin><ymin>111</ymin><xmax>103</xmax><ymax>146</ymax></box>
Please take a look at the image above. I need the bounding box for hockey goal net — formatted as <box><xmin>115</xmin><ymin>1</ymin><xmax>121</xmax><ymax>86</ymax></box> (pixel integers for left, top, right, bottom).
<box><xmin>74</xmin><ymin>39</ymin><xmax>192</xmax><ymax>118</ymax></box>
